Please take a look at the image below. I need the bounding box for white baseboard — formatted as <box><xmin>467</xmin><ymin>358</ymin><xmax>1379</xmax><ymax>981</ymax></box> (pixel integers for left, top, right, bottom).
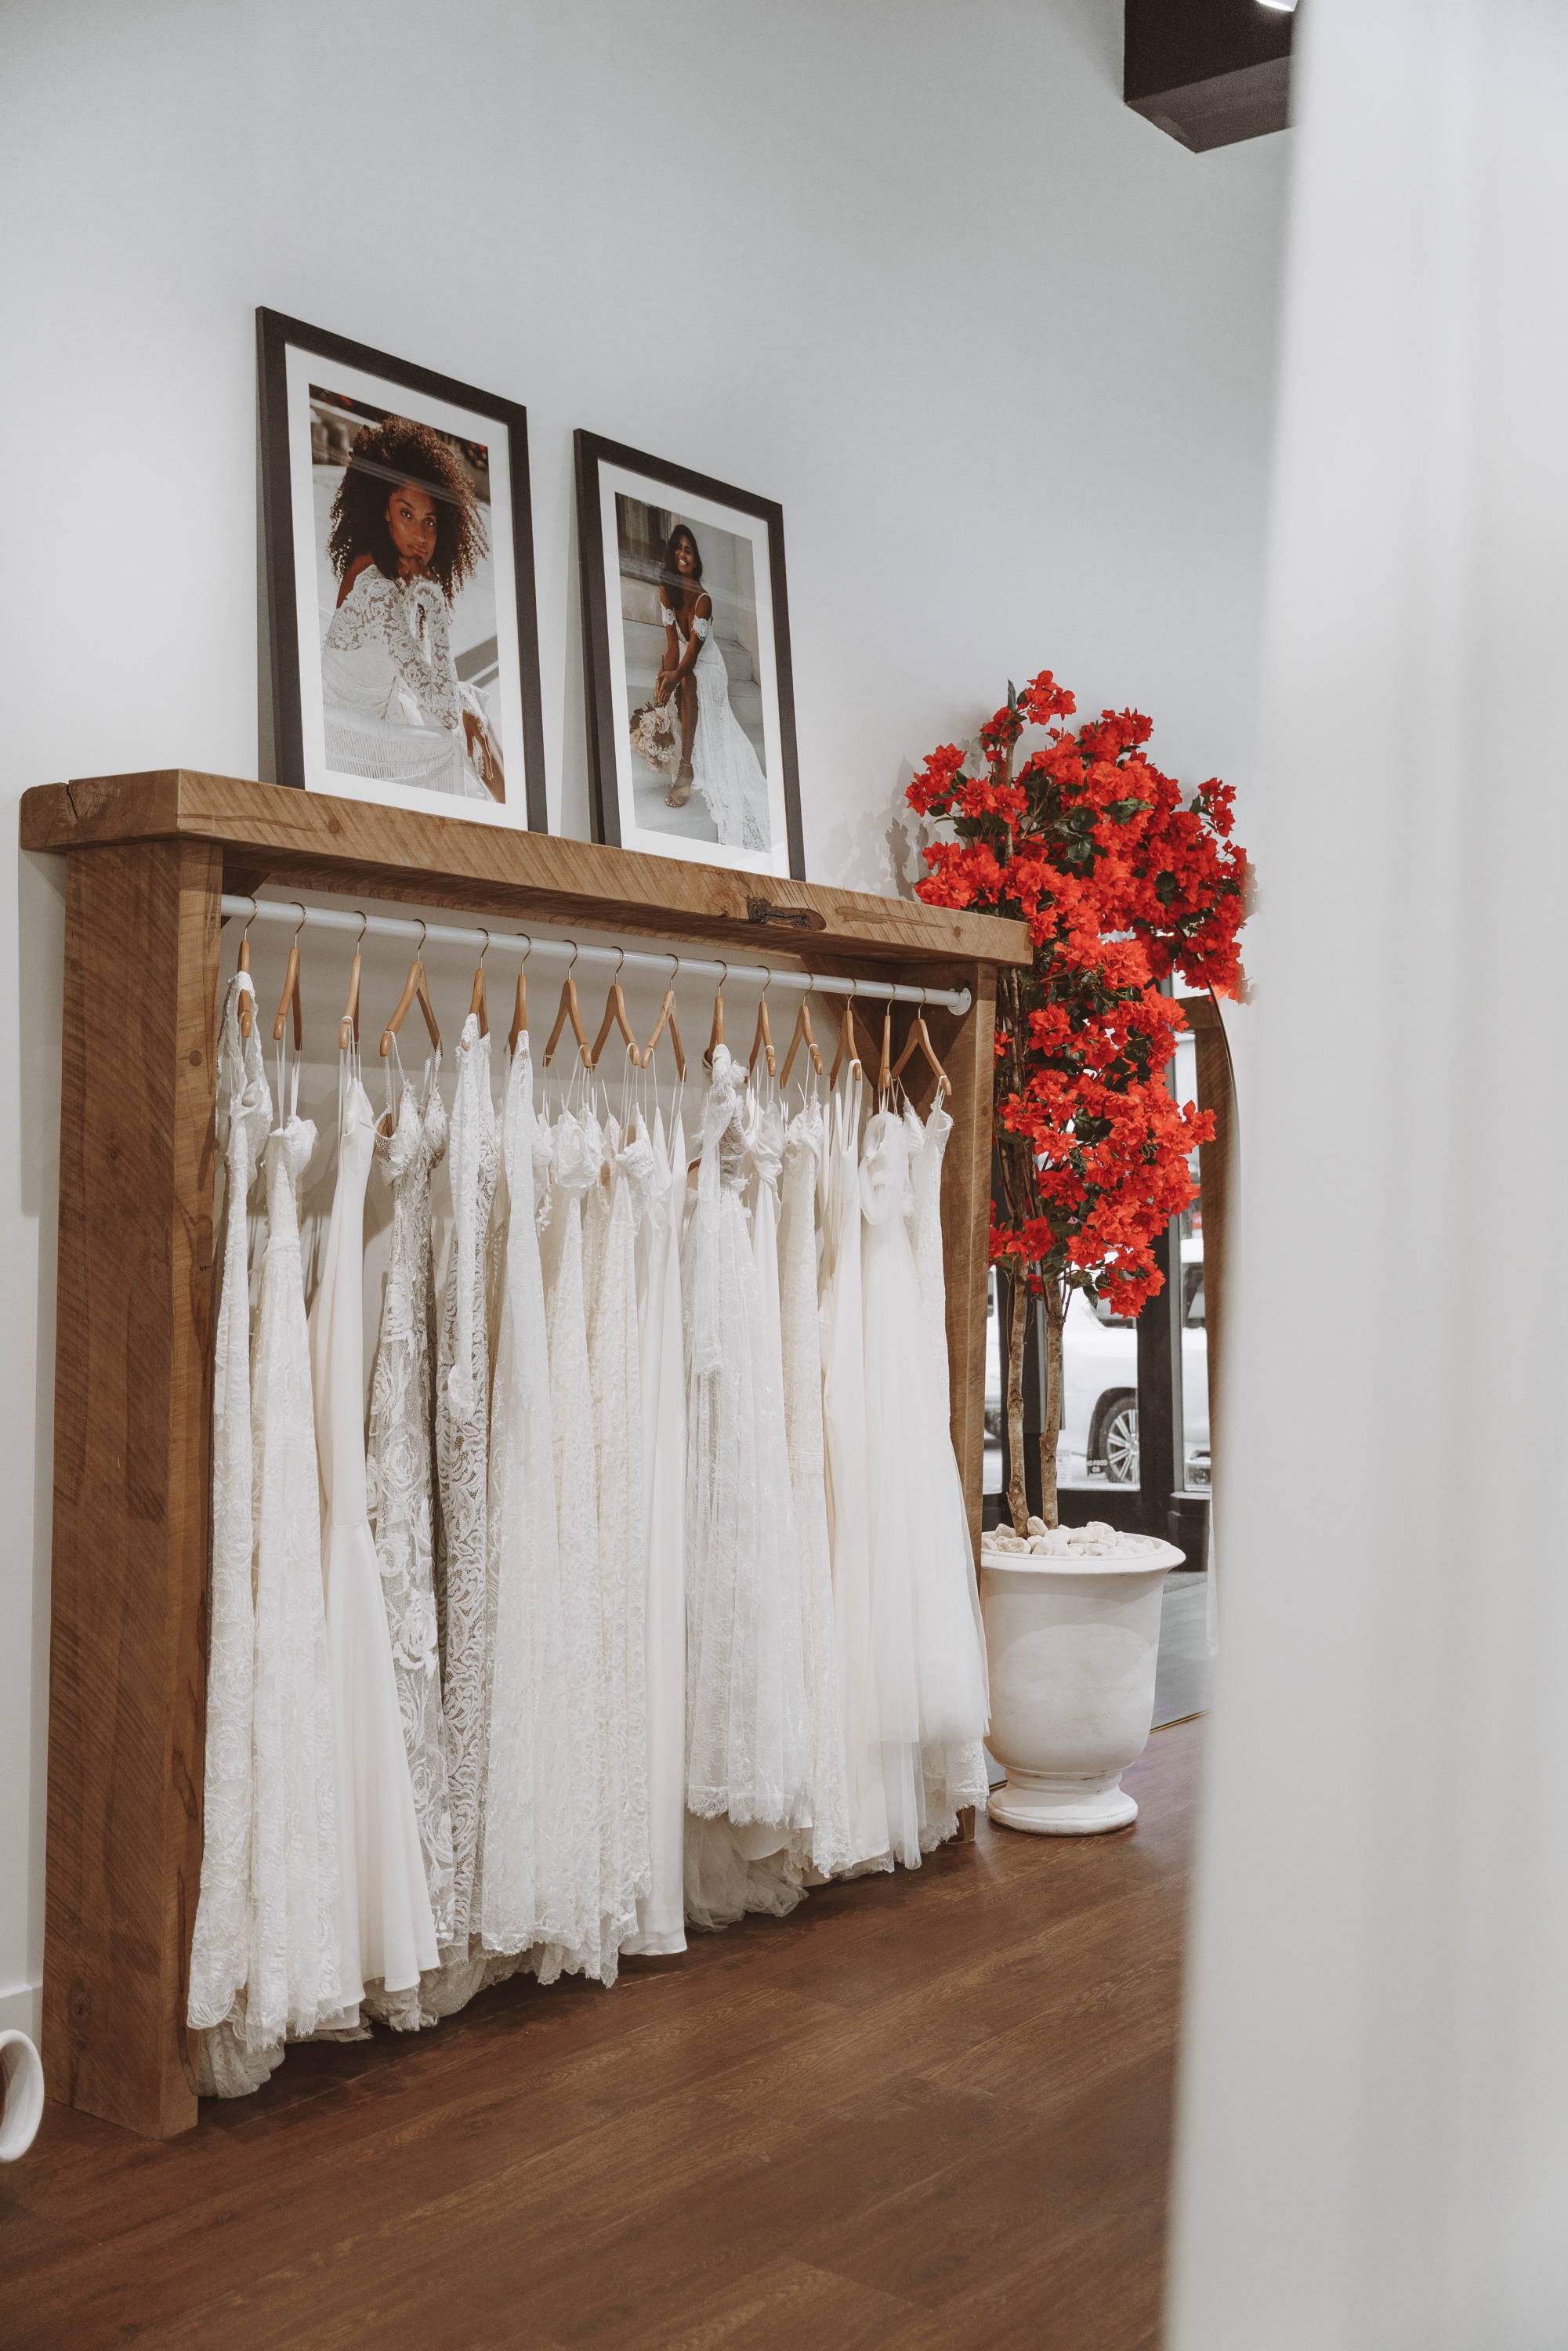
<box><xmin>0</xmin><ymin>1980</ymin><xmax>42</xmax><ymax>2041</ymax></box>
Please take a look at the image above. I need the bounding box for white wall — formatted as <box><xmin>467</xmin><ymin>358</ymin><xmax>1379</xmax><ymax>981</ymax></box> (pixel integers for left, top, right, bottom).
<box><xmin>0</xmin><ymin>0</ymin><xmax>1284</xmax><ymax>2032</ymax></box>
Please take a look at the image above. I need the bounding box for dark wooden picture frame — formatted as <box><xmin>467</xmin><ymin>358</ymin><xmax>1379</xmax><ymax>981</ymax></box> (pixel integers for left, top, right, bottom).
<box><xmin>574</xmin><ymin>429</ymin><xmax>806</xmax><ymax>879</ymax></box>
<box><xmin>257</xmin><ymin>306</ymin><xmax>548</xmax><ymax>830</ymax></box>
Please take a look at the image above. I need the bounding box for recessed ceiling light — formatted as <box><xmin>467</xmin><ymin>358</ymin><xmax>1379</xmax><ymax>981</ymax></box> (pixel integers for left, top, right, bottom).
<box><xmin>1257</xmin><ymin>1</ymin><xmax>1297</xmax><ymax>11</ymax></box>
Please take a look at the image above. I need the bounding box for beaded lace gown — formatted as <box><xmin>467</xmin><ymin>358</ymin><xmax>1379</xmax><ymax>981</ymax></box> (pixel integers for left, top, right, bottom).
<box><xmin>311</xmin><ymin>1048</ymin><xmax>440</xmax><ymax>2012</ymax></box>
<box><xmin>819</xmin><ymin>1069</ymin><xmax>890</xmax><ymax>1871</ymax></box>
<box><xmin>683</xmin><ymin>1047</ymin><xmax>809</xmax><ymax>1839</ymax></box>
<box><xmin>366</xmin><ymin>1052</ymin><xmax>454</xmax><ymax>1951</ymax></box>
<box><xmin>860</xmin><ymin>1108</ymin><xmax>990</xmax><ymax>1867</ymax></box>
<box><xmin>248</xmin><ymin>1063</ymin><xmax>353</xmax><ymax>2049</ymax></box>
<box><xmin>777</xmin><ymin>1091</ymin><xmax>853</xmax><ymax>1880</ymax></box>
<box><xmin>189</xmin><ymin>974</ymin><xmax>273</xmax><ymax>2088</ymax></box>
<box><xmin>537</xmin><ymin>1101</ymin><xmax>614</xmax><ymax>1982</ymax></box>
<box><xmin>659</xmin><ymin>599</ymin><xmax>770</xmax><ymax>850</ymax></box>
<box><xmin>433</xmin><ymin>1014</ymin><xmax>501</xmax><ymax>1965</ymax></box>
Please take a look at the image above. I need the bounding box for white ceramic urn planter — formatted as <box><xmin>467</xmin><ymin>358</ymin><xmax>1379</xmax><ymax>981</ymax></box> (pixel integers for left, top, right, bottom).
<box><xmin>980</xmin><ymin>1531</ymin><xmax>1184</xmax><ymax>1834</ymax></box>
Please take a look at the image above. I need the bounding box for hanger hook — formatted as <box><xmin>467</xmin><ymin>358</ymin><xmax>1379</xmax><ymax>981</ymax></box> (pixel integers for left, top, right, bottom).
<box><xmin>517</xmin><ymin>933</ymin><xmax>533</xmax><ymax>965</ymax></box>
<box><xmin>353</xmin><ymin>909</ymin><xmax>368</xmax><ymax>950</ymax></box>
<box><xmin>715</xmin><ymin>960</ymin><xmax>728</xmax><ymax>989</ymax></box>
<box><xmin>240</xmin><ymin>897</ymin><xmax>259</xmax><ymax>942</ymax></box>
<box><xmin>290</xmin><ymin>902</ymin><xmax>308</xmax><ymax>940</ymax></box>
<box><xmin>760</xmin><ymin>965</ymin><xmax>773</xmax><ymax>999</ymax></box>
<box><xmin>848</xmin><ymin>975</ymin><xmax>859</xmax><ymax>1001</ymax></box>
<box><xmin>476</xmin><ymin>926</ymin><xmax>491</xmax><ymax>965</ymax></box>
<box><xmin>613</xmin><ymin>947</ymin><xmax>626</xmax><ymax>981</ymax></box>
<box><xmin>668</xmin><ymin>953</ymin><xmax>680</xmax><ymax>985</ymax></box>
<box><xmin>414</xmin><ymin>919</ymin><xmax>428</xmax><ymax>957</ymax></box>
<box><xmin>566</xmin><ymin>940</ymin><xmax>580</xmax><ymax>974</ymax></box>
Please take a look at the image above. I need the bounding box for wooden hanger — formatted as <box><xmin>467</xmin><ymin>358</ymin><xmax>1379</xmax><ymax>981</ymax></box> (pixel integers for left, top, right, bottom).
<box><xmin>271</xmin><ymin>904</ymin><xmax>306</xmax><ymax>1049</ymax></box>
<box><xmin>379</xmin><ymin>921</ymin><xmax>441</xmax><ymax>1060</ymax></box>
<box><xmin>704</xmin><ymin>962</ymin><xmax>727</xmax><ymax>1070</ymax></box>
<box><xmin>748</xmin><ymin>970</ymin><xmax>777</xmax><ymax>1080</ymax></box>
<box><xmin>643</xmin><ymin>955</ymin><xmax>686</xmax><ymax>1080</ymax></box>
<box><xmin>589</xmin><ymin>948</ymin><xmax>639</xmax><ymax>1069</ymax></box>
<box><xmin>890</xmin><ymin>987</ymin><xmax>951</xmax><ymax>1100</ymax></box>
<box><xmin>467</xmin><ymin>928</ymin><xmax>491</xmax><ymax>1038</ymax></box>
<box><xmin>508</xmin><ymin>936</ymin><xmax>532</xmax><ymax>1056</ymax></box>
<box><xmin>780</xmin><ymin>973</ymin><xmax>824</xmax><ymax>1086</ymax></box>
<box><xmin>830</xmin><ymin>978</ymin><xmax>863</xmax><ymax>1085</ymax></box>
<box><xmin>338</xmin><ymin>910</ymin><xmax>367</xmax><ymax>1052</ymax></box>
<box><xmin>237</xmin><ymin>900</ymin><xmax>257</xmax><ymax>1039</ymax></box>
<box><xmin>543</xmin><ymin>942</ymin><xmax>592</xmax><ymax>1070</ymax></box>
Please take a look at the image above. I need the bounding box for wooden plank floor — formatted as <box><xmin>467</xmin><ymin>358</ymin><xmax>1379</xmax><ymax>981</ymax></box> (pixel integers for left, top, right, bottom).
<box><xmin>0</xmin><ymin>1722</ymin><xmax>1199</xmax><ymax>2350</ymax></box>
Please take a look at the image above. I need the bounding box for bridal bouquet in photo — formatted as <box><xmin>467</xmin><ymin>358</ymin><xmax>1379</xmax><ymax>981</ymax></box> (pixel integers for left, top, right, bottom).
<box><xmin>628</xmin><ymin>697</ymin><xmax>682</xmax><ymax>774</ymax></box>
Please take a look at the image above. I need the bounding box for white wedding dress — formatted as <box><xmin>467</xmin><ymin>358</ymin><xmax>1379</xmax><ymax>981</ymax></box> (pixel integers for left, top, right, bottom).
<box><xmin>310</xmin><ymin>1048</ymin><xmax>440</xmax><ymax>2016</ymax></box>
<box><xmin>819</xmin><ymin>1068</ymin><xmax>891</xmax><ymax>1872</ymax></box>
<box><xmin>321</xmin><ymin>567</ymin><xmax>494</xmax><ymax>800</ymax></box>
<box><xmin>683</xmin><ymin>1048</ymin><xmax>809</xmax><ymax>1836</ymax></box>
<box><xmin>905</xmin><ymin>1103</ymin><xmax>990</xmax><ymax>1839</ymax></box>
<box><xmin>777</xmin><ymin>1090</ymin><xmax>853</xmax><ymax>1881</ymax></box>
<box><xmin>481</xmin><ymin>1035</ymin><xmax>581</xmax><ymax>1960</ymax></box>
<box><xmin>661</xmin><ymin>600</ymin><xmax>770</xmax><ymax>850</ymax></box>
<box><xmin>366</xmin><ymin>1052</ymin><xmax>454</xmax><ymax>1951</ymax></box>
<box><xmin>860</xmin><ymin>1108</ymin><xmax>990</xmax><ymax>1866</ymax></box>
<box><xmin>248</xmin><ymin>1065</ymin><xmax>353</xmax><ymax>2048</ymax></box>
<box><xmin>434</xmin><ymin>1013</ymin><xmax>501</xmax><ymax>1960</ymax></box>
<box><xmin>188</xmin><ymin>974</ymin><xmax>273</xmax><ymax>2087</ymax></box>
<box><xmin>588</xmin><ymin>1115</ymin><xmax>655</xmax><ymax>1962</ymax></box>
<box><xmin>538</xmin><ymin>1103</ymin><xmax>615</xmax><ymax>1983</ymax></box>
<box><xmin>626</xmin><ymin>1105</ymin><xmax>688</xmax><ymax>1957</ymax></box>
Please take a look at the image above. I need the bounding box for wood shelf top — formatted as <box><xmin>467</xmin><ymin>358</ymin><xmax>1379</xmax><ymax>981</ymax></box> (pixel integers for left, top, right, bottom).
<box><xmin>20</xmin><ymin>770</ymin><xmax>1030</xmax><ymax>972</ymax></box>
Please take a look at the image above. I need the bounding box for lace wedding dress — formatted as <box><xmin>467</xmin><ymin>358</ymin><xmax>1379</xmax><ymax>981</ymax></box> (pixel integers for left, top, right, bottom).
<box><xmin>537</xmin><ymin>1103</ymin><xmax>614</xmax><ymax>1982</ymax></box>
<box><xmin>434</xmin><ymin>1014</ymin><xmax>501</xmax><ymax>1958</ymax></box>
<box><xmin>626</xmin><ymin>1105</ymin><xmax>688</xmax><ymax>1956</ymax></box>
<box><xmin>777</xmin><ymin>1091</ymin><xmax>853</xmax><ymax>1880</ymax></box>
<box><xmin>310</xmin><ymin>1049</ymin><xmax>440</xmax><ymax>2014</ymax></box>
<box><xmin>188</xmin><ymin>974</ymin><xmax>273</xmax><ymax>2084</ymax></box>
<box><xmin>683</xmin><ymin>1047</ymin><xmax>809</xmax><ymax>1842</ymax></box>
<box><xmin>660</xmin><ymin>600</ymin><xmax>770</xmax><ymax>850</ymax></box>
<box><xmin>366</xmin><ymin>1052</ymin><xmax>454</xmax><ymax>1949</ymax></box>
<box><xmin>588</xmin><ymin>1114</ymin><xmax>655</xmax><ymax>1960</ymax></box>
<box><xmin>321</xmin><ymin>568</ymin><xmax>494</xmax><ymax>799</ymax></box>
<box><xmin>860</xmin><ymin>1109</ymin><xmax>990</xmax><ymax>1866</ymax></box>
<box><xmin>905</xmin><ymin>1103</ymin><xmax>990</xmax><ymax>1840</ymax></box>
<box><xmin>248</xmin><ymin>1066</ymin><xmax>353</xmax><ymax>2047</ymax></box>
<box><xmin>819</xmin><ymin>1068</ymin><xmax>890</xmax><ymax>1872</ymax></box>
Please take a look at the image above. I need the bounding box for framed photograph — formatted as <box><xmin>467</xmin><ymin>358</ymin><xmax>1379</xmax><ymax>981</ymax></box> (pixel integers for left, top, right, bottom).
<box><xmin>575</xmin><ymin>430</ymin><xmax>804</xmax><ymax>878</ymax></box>
<box><xmin>258</xmin><ymin>308</ymin><xmax>546</xmax><ymax>828</ymax></box>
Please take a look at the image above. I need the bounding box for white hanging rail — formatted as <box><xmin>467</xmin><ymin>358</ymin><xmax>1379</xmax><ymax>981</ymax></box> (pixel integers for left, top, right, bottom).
<box><xmin>219</xmin><ymin>894</ymin><xmax>972</xmax><ymax>1015</ymax></box>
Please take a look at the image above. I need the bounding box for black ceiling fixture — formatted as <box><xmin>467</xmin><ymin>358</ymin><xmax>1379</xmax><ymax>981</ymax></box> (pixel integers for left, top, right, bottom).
<box><xmin>1124</xmin><ymin>0</ymin><xmax>1293</xmax><ymax>152</ymax></box>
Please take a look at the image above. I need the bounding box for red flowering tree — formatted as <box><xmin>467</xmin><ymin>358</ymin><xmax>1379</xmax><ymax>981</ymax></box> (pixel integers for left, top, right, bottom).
<box><xmin>908</xmin><ymin>672</ymin><xmax>1249</xmax><ymax>1532</ymax></box>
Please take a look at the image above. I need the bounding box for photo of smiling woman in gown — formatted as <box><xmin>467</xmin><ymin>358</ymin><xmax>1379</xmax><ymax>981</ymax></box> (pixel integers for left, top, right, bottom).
<box><xmin>320</xmin><ymin>416</ymin><xmax>504</xmax><ymax>802</ymax></box>
<box><xmin>654</xmin><ymin>523</ymin><xmax>770</xmax><ymax>850</ymax></box>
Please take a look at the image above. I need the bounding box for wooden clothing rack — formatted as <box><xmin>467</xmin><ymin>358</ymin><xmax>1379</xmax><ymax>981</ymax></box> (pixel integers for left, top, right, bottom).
<box><xmin>20</xmin><ymin>770</ymin><xmax>1030</xmax><ymax>2142</ymax></box>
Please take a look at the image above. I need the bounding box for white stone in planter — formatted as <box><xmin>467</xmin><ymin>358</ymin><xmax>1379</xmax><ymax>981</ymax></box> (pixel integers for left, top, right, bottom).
<box><xmin>980</xmin><ymin>1529</ymin><xmax>1185</xmax><ymax>1834</ymax></box>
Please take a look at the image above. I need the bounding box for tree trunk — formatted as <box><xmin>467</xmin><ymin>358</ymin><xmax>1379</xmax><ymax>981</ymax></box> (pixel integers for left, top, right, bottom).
<box><xmin>1038</xmin><ymin>1280</ymin><xmax>1065</xmax><ymax>1531</ymax></box>
<box><xmin>1005</xmin><ymin>1274</ymin><xmax>1030</xmax><ymax>1536</ymax></box>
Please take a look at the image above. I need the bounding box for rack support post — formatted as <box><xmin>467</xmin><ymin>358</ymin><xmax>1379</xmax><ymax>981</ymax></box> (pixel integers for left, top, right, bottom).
<box><xmin>42</xmin><ymin>839</ymin><xmax>222</xmax><ymax>2137</ymax></box>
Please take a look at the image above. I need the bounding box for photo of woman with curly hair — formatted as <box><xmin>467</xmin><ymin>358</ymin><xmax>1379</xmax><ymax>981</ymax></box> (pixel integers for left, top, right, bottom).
<box><xmin>315</xmin><ymin>400</ymin><xmax>505</xmax><ymax>802</ymax></box>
